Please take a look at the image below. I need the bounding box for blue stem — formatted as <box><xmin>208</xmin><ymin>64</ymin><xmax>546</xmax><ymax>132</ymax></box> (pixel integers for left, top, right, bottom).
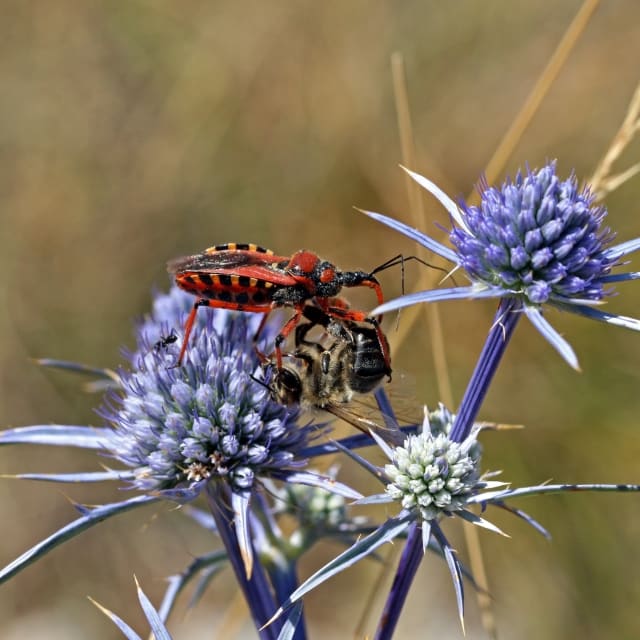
<box><xmin>270</xmin><ymin>562</ymin><xmax>307</xmax><ymax>640</ymax></box>
<box><xmin>206</xmin><ymin>484</ymin><xmax>281</xmax><ymax>640</ymax></box>
<box><xmin>450</xmin><ymin>297</ymin><xmax>521</xmax><ymax>442</ymax></box>
<box><xmin>375</xmin><ymin>298</ymin><xmax>522</xmax><ymax>638</ymax></box>
<box><xmin>374</xmin><ymin>523</ymin><xmax>423</xmax><ymax>640</ymax></box>
<box><xmin>252</xmin><ymin>492</ymin><xmax>307</xmax><ymax>640</ymax></box>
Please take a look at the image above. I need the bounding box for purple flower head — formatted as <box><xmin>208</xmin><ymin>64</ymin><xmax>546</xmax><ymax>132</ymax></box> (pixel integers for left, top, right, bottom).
<box><xmin>0</xmin><ymin>285</ymin><xmax>359</xmax><ymax>618</ymax></box>
<box><xmin>101</xmin><ymin>286</ymin><xmax>316</xmax><ymax>498</ymax></box>
<box><xmin>364</xmin><ymin>161</ymin><xmax>640</xmax><ymax>369</ymax></box>
<box><xmin>450</xmin><ymin>163</ymin><xmax>615</xmax><ymax>305</ymax></box>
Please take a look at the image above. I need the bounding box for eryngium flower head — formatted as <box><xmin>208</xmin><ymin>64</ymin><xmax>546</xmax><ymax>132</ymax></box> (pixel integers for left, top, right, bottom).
<box><xmin>365</xmin><ymin>161</ymin><xmax>640</xmax><ymax>368</ymax></box>
<box><xmin>424</xmin><ymin>403</ymin><xmax>482</xmax><ymax>462</ymax></box>
<box><xmin>282</xmin><ymin>481</ymin><xmax>348</xmax><ymax>530</ymax></box>
<box><xmin>101</xmin><ymin>286</ymin><xmax>316</xmax><ymax>498</ymax></box>
<box><xmin>385</xmin><ymin>429</ymin><xmax>479</xmax><ymax>522</ymax></box>
<box><xmin>450</xmin><ymin>162</ymin><xmax>614</xmax><ymax>305</ymax></box>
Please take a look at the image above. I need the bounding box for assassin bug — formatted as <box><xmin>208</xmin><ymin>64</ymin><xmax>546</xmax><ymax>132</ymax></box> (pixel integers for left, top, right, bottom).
<box><xmin>260</xmin><ymin>302</ymin><xmax>404</xmax><ymax>446</ymax></box>
<box><xmin>167</xmin><ymin>243</ymin><xmax>403</xmax><ymax>370</ymax></box>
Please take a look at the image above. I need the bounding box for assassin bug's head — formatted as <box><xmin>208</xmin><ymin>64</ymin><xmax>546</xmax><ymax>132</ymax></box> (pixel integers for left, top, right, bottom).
<box><xmin>286</xmin><ymin>250</ymin><xmax>344</xmax><ymax>298</ymax></box>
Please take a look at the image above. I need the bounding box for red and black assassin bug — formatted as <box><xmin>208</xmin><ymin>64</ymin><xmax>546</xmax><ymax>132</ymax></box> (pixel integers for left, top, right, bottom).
<box><xmin>167</xmin><ymin>243</ymin><xmax>399</xmax><ymax>371</ymax></box>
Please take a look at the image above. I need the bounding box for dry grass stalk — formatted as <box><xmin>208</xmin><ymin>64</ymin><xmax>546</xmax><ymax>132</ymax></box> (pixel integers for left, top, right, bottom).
<box><xmin>589</xmin><ymin>81</ymin><xmax>640</xmax><ymax>201</ymax></box>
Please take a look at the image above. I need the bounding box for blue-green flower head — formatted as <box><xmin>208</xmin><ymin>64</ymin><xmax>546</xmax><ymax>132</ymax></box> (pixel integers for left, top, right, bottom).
<box><xmin>101</xmin><ymin>286</ymin><xmax>317</xmax><ymax>499</ymax></box>
<box><xmin>363</xmin><ymin>161</ymin><xmax>640</xmax><ymax>368</ymax></box>
<box><xmin>424</xmin><ymin>403</ymin><xmax>482</xmax><ymax>463</ymax></box>
<box><xmin>384</xmin><ymin>414</ymin><xmax>481</xmax><ymax>522</ymax></box>
<box><xmin>450</xmin><ymin>162</ymin><xmax>614</xmax><ymax>305</ymax></box>
<box><xmin>266</xmin><ymin>390</ymin><xmax>640</xmax><ymax>629</ymax></box>
<box><xmin>281</xmin><ymin>480</ymin><xmax>348</xmax><ymax>530</ymax></box>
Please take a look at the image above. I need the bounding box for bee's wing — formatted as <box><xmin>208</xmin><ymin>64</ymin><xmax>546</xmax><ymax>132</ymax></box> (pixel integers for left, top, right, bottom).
<box><xmin>322</xmin><ymin>401</ymin><xmax>407</xmax><ymax>447</ymax></box>
<box><xmin>348</xmin><ymin>395</ymin><xmax>420</xmax><ymax>429</ymax></box>
<box><xmin>348</xmin><ymin>371</ymin><xmax>423</xmax><ymax>428</ymax></box>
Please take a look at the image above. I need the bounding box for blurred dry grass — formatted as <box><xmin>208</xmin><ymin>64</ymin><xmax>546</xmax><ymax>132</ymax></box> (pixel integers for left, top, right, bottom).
<box><xmin>1</xmin><ymin>1</ymin><xmax>639</xmax><ymax>638</ymax></box>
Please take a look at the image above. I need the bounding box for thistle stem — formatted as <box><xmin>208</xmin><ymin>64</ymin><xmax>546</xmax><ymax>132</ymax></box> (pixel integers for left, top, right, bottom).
<box><xmin>374</xmin><ymin>523</ymin><xmax>423</xmax><ymax>640</ymax></box>
<box><xmin>450</xmin><ymin>297</ymin><xmax>521</xmax><ymax>442</ymax></box>
<box><xmin>206</xmin><ymin>484</ymin><xmax>281</xmax><ymax>640</ymax></box>
<box><xmin>375</xmin><ymin>297</ymin><xmax>522</xmax><ymax>638</ymax></box>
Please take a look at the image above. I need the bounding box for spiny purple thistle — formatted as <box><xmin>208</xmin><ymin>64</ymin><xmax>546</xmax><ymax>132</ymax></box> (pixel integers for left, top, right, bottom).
<box><xmin>364</xmin><ymin>160</ymin><xmax>640</xmax><ymax>370</ymax></box>
<box><xmin>450</xmin><ymin>164</ymin><xmax>615</xmax><ymax>305</ymax></box>
<box><xmin>100</xmin><ymin>286</ymin><xmax>316</xmax><ymax>498</ymax></box>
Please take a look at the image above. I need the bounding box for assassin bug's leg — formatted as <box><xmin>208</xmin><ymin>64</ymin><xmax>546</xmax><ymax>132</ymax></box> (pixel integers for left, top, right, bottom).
<box><xmin>361</xmin><ymin>278</ymin><xmax>385</xmax><ymax>308</ymax></box>
<box><xmin>174</xmin><ymin>299</ymin><xmax>275</xmax><ymax>369</ymax></box>
<box><xmin>338</xmin><ymin>274</ymin><xmax>385</xmax><ymax>312</ymax></box>
<box><xmin>172</xmin><ymin>299</ymin><xmax>211</xmax><ymax>368</ymax></box>
<box><xmin>273</xmin><ymin>307</ymin><xmax>304</xmax><ymax>370</ymax></box>
<box><xmin>254</xmin><ymin>343</ymin><xmax>298</xmax><ymax>369</ymax></box>
<box><xmin>254</xmin><ymin>345</ymin><xmax>270</xmax><ymax>367</ymax></box>
<box><xmin>252</xmin><ymin>309</ymin><xmax>275</xmax><ymax>345</ymax></box>
<box><xmin>324</xmin><ymin>303</ymin><xmax>392</xmax><ymax>380</ymax></box>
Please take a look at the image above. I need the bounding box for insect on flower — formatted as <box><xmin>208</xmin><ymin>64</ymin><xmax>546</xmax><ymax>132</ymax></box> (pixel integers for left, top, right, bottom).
<box><xmin>261</xmin><ymin>302</ymin><xmax>405</xmax><ymax>446</ymax></box>
<box><xmin>168</xmin><ymin>243</ymin><xmax>403</xmax><ymax>370</ymax></box>
<box><xmin>153</xmin><ymin>329</ymin><xmax>178</xmax><ymax>352</ymax></box>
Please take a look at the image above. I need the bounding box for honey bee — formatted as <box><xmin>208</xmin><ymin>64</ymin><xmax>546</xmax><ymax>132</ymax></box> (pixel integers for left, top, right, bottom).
<box><xmin>263</xmin><ymin>303</ymin><xmax>405</xmax><ymax>446</ymax></box>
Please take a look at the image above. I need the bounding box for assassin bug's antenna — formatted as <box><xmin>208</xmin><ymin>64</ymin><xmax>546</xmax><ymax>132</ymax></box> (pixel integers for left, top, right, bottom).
<box><xmin>370</xmin><ymin>255</ymin><xmax>449</xmax><ymax>296</ymax></box>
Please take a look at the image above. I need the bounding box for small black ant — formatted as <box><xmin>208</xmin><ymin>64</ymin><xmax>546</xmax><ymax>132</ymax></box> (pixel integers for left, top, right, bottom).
<box><xmin>154</xmin><ymin>329</ymin><xmax>178</xmax><ymax>352</ymax></box>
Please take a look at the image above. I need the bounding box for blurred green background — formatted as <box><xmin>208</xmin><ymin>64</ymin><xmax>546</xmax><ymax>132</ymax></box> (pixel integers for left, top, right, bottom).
<box><xmin>1</xmin><ymin>1</ymin><xmax>639</xmax><ymax>638</ymax></box>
